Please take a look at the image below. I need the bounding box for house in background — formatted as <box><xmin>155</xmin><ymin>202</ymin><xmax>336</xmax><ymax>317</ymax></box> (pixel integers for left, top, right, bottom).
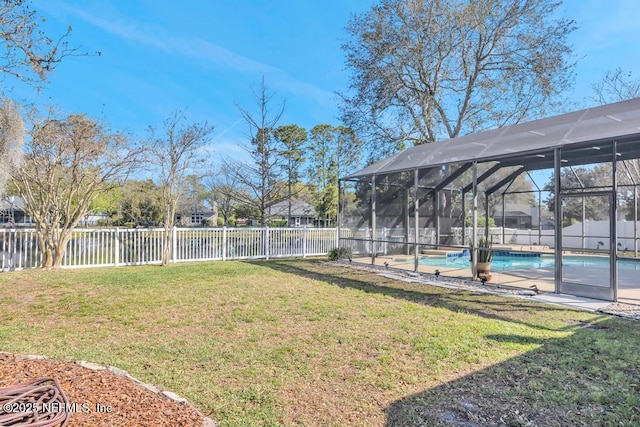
<box><xmin>268</xmin><ymin>200</ymin><xmax>316</xmax><ymax>227</ymax></box>
<box><xmin>493</xmin><ymin>204</ymin><xmax>538</xmax><ymax>229</ymax></box>
<box><xmin>1</xmin><ymin>196</ymin><xmax>111</xmax><ymax>227</ymax></box>
<box><xmin>175</xmin><ymin>200</ymin><xmax>217</xmax><ymax>226</ymax></box>
<box><xmin>80</xmin><ymin>212</ymin><xmax>111</xmax><ymax>227</ymax></box>
<box><xmin>0</xmin><ymin>196</ymin><xmax>33</xmax><ymax>227</ymax></box>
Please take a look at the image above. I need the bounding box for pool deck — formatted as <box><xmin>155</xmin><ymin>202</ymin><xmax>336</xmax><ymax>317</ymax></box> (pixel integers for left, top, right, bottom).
<box><xmin>356</xmin><ymin>254</ymin><xmax>640</xmax><ymax>304</ymax></box>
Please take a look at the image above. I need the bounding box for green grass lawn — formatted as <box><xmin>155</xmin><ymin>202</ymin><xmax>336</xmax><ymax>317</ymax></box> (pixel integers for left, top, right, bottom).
<box><xmin>1</xmin><ymin>259</ymin><xmax>639</xmax><ymax>426</ymax></box>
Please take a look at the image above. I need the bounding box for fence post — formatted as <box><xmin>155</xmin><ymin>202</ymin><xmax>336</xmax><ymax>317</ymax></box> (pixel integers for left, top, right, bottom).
<box><xmin>114</xmin><ymin>227</ymin><xmax>120</xmax><ymax>267</ymax></box>
<box><xmin>302</xmin><ymin>227</ymin><xmax>307</xmax><ymax>258</ymax></box>
<box><xmin>172</xmin><ymin>227</ymin><xmax>178</xmax><ymax>263</ymax></box>
<box><xmin>1</xmin><ymin>228</ymin><xmax>4</xmax><ymax>271</ymax></box>
<box><xmin>265</xmin><ymin>227</ymin><xmax>270</xmax><ymax>260</ymax></box>
<box><xmin>222</xmin><ymin>226</ymin><xmax>227</xmax><ymax>261</ymax></box>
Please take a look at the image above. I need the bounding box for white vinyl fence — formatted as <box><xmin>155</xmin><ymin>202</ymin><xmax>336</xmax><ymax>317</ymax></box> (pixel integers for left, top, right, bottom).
<box><xmin>0</xmin><ymin>227</ymin><xmax>339</xmax><ymax>271</ymax></box>
<box><xmin>340</xmin><ymin>223</ymin><xmax>640</xmax><ymax>254</ymax></box>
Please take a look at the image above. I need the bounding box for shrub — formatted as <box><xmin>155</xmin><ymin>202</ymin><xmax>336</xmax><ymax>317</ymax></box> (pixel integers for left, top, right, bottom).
<box><xmin>478</xmin><ymin>237</ymin><xmax>493</xmax><ymax>263</ymax></box>
<box><xmin>470</xmin><ymin>237</ymin><xmax>493</xmax><ymax>263</ymax></box>
<box><xmin>329</xmin><ymin>247</ymin><xmax>353</xmax><ymax>261</ymax></box>
<box><xmin>465</xmin><ymin>216</ymin><xmax>496</xmax><ymax>227</ymax></box>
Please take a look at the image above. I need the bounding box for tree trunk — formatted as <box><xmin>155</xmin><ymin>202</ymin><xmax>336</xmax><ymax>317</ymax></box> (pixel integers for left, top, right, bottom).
<box><xmin>162</xmin><ymin>225</ymin><xmax>172</xmax><ymax>266</ymax></box>
<box><xmin>161</xmin><ymin>201</ymin><xmax>176</xmax><ymax>266</ymax></box>
<box><xmin>42</xmin><ymin>232</ymin><xmax>56</xmax><ymax>269</ymax></box>
<box><xmin>35</xmin><ymin>228</ymin><xmax>52</xmax><ymax>269</ymax></box>
<box><xmin>51</xmin><ymin>232</ymin><xmax>72</xmax><ymax>268</ymax></box>
<box><xmin>42</xmin><ymin>248</ymin><xmax>54</xmax><ymax>269</ymax></box>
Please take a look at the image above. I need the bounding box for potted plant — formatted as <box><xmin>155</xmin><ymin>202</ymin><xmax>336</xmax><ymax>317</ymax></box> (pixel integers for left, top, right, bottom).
<box><xmin>471</xmin><ymin>237</ymin><xmax>493</xmax><ymax>281</ymax></box>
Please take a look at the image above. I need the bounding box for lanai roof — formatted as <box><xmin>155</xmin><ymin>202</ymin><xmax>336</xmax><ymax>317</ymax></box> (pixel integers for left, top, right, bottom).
<box><xmin>345</xmin><ymin>98</ymin><xmax>640</xmax><ymax>180</ymax></box>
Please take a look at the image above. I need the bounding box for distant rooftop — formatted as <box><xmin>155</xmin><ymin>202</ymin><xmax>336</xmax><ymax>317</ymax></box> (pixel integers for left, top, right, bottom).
<box><xmin>0</xmin><ymin>196</ymin><xmax>26</xmax><ymax>211</ymax></box>
<box><xmin>268</xmin><ymin>200</ymin><xmax>315</xmax><ymax>217</ymax></box>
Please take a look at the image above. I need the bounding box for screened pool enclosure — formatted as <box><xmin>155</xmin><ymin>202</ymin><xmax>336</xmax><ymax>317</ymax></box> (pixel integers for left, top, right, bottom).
<box><xmin>339</xmin><ymin>98</ymin><xmax>640</xmax><ymax>303</ymax></box>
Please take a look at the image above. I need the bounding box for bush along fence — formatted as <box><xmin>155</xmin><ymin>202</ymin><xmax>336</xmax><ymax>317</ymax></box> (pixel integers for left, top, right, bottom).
<box><xmin>0</xmin><ymin>227</ymin><xmax>339</xmax><ymax>271</ymax></box>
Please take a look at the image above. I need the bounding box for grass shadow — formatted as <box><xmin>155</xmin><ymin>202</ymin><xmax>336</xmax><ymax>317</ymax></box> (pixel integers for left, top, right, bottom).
<box><xmin>248</xmin><ymin>259</ymin><xmax>640</xmax><ymax>424</ymax></box>
<box><xmin>385</xmin><ymin>316</ymin><xmax>640</xmax><ymax>426</ymax></box>
<box><xmin>248</xmin><ymin>259</ymin><xmax>606</xmax><ymax>332</ymax></box>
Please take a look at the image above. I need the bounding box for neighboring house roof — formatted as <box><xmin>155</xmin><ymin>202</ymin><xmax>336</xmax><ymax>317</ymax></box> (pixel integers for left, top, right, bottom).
<box><xmin>0</xmin><ymin>196</ymin><xmax>27</xmax><ymax>211</ymax></box>
<box><xmin>268</xmin><ymin>201</ymin><xmax>316</xmax><ymax>217</ymax></box>
<box><xmin>176</xmin><ymin>200</ymin><xmax>216</xmax><ymax>214</ymax></box>
<box><xmin>498</xmin><ymin>211</ymin><xmax>530</xmax><ymax>218</ymax></box>
<box><xmin>84</xmin><ymin>213</ymin><xmax>110</xmax><ymax>219</ymax></box>
<box><xmin>494</xmin><ymin>204</ymin><xmax>535</xmax><ymax>217</ymax></box>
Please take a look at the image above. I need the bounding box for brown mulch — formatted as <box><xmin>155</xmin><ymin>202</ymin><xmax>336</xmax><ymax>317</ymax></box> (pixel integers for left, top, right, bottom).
<box><xmin>0</xmin><ymin>353</ymin><xmax>208</xmax><ymax>426</ymax></box>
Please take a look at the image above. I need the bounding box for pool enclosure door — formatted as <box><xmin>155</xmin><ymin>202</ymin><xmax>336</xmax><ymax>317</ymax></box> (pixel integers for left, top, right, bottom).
<box><xmin>559</xmin><ymin>192</ymin><xmax>615</xmax><ymax>301</ymax></box>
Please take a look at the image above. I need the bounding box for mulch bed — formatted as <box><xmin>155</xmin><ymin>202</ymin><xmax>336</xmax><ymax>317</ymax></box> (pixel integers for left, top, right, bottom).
<box><xmin>0</xmin><ymin>352</ymin><xmax>210</xmax><ymax>426</ymax></box>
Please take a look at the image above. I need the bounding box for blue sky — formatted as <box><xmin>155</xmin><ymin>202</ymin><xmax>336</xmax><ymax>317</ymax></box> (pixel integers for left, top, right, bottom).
<box><xmin>9</xmin><ymin>0</ymin><xmax>640</xmax><ymax>163</ymax></box>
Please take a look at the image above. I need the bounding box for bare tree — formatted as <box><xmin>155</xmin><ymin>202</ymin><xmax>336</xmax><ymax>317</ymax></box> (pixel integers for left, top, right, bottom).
<box><xmin>0</xmin><ymin>98</ymin><xmax>25</xmax><ymax>196</ymax></box>
<box><xmin>590</xmin><ymin>68</ymin><xmax>640</xmax><ymax>219</ymax></box>
<box><xmin>229</xmin><ymin>78</ymin><xmax>287</xmax><ymax>226</ymax></box>
<box><xmin>0</xmin><ymin>1</ymin><xmax>88</xmax><ymax>206</ymax></box>
<box><xmin>204</xmin><ymin>164</ymin><xmax>240</xmax><ymax>226</ymax></box>
<box><xmin>11</xmin><ymin>112</ymin><xmax>140</xmax><ymax>268</ymax></box>
<box><xmin>591</xmin><ymin>68</ymin><xmax>640</xmax><ymax>105</ymax></box>
<box><xmin>147</xmin><ymin>111</ymin><xmax>214</xmax><ymax>265</ymax></box>
<box><xmin>341</xmin><ymin>0</ymin><xmax>576</xmax><ymax>153</ymax></box>
<box><xmin>0</xmin><ymin>1</ymin><xmax>89</xmax><ymax>86</ymax></box>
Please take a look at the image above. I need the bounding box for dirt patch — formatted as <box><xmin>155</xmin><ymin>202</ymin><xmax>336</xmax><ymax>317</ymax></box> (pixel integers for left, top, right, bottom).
<box><xmin>0</xmin><ymin>352</ymin><xmax>211</xmax><ymax>427</ymax></box>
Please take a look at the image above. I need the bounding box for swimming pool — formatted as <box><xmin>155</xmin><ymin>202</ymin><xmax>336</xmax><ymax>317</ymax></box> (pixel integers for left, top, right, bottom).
<box><xmin>393</xmin><ymin>253</ymin><xmax>640</xmax><ymax>271</ymax></box>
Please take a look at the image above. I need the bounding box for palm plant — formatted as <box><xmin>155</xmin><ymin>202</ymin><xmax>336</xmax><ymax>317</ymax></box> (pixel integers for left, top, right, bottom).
<box><xmin>477</xmin><ymin>237</ymin><xmax>493</xmax><ymax>263</ymax></box>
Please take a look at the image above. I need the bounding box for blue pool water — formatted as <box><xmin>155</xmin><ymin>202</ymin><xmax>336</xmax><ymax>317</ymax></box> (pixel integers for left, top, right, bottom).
<box><xmin>394</xmin><ymin>253</ymin><xmax>640</xmax><ymax>271</ymax></box>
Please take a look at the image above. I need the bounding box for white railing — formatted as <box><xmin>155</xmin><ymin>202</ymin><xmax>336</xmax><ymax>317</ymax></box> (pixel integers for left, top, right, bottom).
<box><xmin>0</xmin><ymin>228</ymin><xmax>39</xmax><ymax>270</ymax></box>
<box><xmin>0</xmin><ymin>227</ymin><xmax>338</xmax><ymax>271</ymax></box>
